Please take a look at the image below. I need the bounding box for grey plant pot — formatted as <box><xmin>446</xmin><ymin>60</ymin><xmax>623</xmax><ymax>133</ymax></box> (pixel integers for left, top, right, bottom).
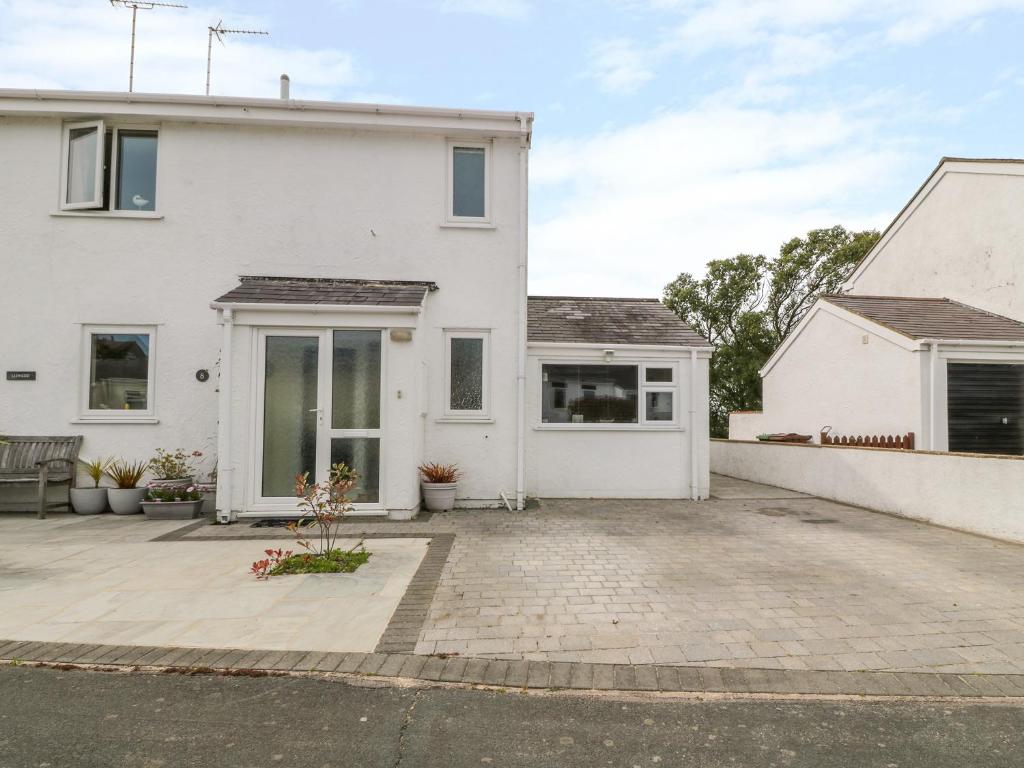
<box><xmin>142</xmin><ymin>500</ymin><xmax>203</xmax><ymax>520</ymax></box>
<box><xmin>148</xmin><ymin>477</ymin><xmax>194</xmax><ymax>490</ymax></box>
<box><xmin>70</xmin><ymin>487</ymin><xmax>108</xmax><ymax>515</ymax></box>
<box><xmin>108</xmin><ymin>487</ymin><xmax>147</xmax><ymax>515</ymax></box>
<box><xmin>421</xmin><ymin>482</ymin><xmax>457</xmax><ymax>512</ymax></box>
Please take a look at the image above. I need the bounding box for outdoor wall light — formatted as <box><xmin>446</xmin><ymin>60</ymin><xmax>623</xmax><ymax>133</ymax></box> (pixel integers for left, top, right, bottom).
<box><xmin>603</xmin><ymin>349</ymin><xmax>614</xmax><ymax>362</ymax></box>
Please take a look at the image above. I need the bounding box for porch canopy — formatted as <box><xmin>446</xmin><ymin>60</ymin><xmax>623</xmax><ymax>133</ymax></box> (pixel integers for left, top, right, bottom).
<box><xmin>210</xmin><ymin>275</ymin><xmax>438</xmax><ymax>522</ymax></box>
<box><xmin>213</xmin><ymin>275</ymin><xmax>438</xmax><ymax>309</ymax></box>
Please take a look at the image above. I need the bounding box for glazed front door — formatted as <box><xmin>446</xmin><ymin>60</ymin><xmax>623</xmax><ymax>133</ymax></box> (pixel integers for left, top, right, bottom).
<box><xmin>256</xmin><ymin>329</ymin><xmax>383</xmax><ymax>510</ymax></box>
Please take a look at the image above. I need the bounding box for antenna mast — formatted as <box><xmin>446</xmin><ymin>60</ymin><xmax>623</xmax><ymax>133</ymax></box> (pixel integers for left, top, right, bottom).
<box><xmin>206</xmin><ymin>21</ymin><xmax>270</xmax><ymax>96</ymax></box>
<box><xmin>110</xmin><ymin>1</ymin><xmax>188</xmax><ymax>93</ymax></box>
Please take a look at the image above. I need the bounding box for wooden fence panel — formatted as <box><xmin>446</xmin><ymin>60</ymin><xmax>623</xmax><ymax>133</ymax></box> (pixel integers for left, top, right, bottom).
<box><xmin>821</xmin><ymin>431</ymin><xmax>914</xmax><ymax>450</ymax></box>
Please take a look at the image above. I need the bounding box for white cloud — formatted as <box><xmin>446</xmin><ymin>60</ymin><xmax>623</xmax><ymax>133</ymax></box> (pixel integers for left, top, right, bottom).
<box><xmin>596</xmin><ymin>0</ymin><xmax>1024</xmax><ymax>95</ymax></box>
<box><xmin>0</xmin><ymin>1</ymin><xmax>362</xmax><ymax>99</ymax></box>
<box><xmin>586</xmin><ymin>38</ymin><xmax>655</xmax><ymax>93</ymax></box>
<box><xmin>439</xmin><ymin>0</ymin><xmax>531</xmax><ymax>20</ymax></box>
<box><xmin>529</xmin><ymin>104</ymin><xmax>903</xmax><ymax>297</ymax></box>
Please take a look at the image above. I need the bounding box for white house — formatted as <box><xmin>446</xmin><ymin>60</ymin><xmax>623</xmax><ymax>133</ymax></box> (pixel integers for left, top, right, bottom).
<box><xmin>730</xmin><ymin>158</ymin><xmax>1024</xmax><ymax>455</ymax></box>
<box><xmin>0</xmin><ymin>86</ymin><xmax>711</xmax><ymax>520</ymax></box>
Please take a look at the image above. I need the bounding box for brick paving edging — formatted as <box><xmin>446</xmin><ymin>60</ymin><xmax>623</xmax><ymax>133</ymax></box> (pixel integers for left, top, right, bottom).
<box><xmin>3</xmin><ymin>639</ymin><xmax>1024</xmax><ymax>698</ymax></box>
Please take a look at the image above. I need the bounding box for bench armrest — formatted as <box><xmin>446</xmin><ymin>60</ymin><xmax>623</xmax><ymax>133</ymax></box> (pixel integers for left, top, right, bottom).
<box><xmin>36</xmin><ymin>458</ymin><xmax>75</xmax><ymax>468</ymax></box>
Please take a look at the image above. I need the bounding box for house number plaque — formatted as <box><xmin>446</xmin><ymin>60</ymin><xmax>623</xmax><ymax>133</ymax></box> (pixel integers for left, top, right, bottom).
<box><xmin>6</xmin><ymin>371</ymin><xmax>36</xmax><ymax>381</ymax></box>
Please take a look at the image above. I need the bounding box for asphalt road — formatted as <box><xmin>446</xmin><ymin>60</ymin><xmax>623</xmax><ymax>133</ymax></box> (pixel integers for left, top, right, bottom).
<box><xmin>1</xmin><ymin>665</ymin><xmax>1022</xmax><ymax>767</ymax></box>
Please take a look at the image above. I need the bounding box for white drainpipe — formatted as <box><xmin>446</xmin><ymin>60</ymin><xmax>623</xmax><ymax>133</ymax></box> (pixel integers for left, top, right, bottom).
<box><xmin>514</xmin><ymin>116</ymin><xmax>529</xmax><ymax>511</ymax></box>
<box><xmin>689</xmin><ymin>348</ymin><xmax>699</xmax><ymax>500</ymax></box>
<box><xmin>216</xmin><ymin>307</ymin><xmax>234</xmax><ymax>523</ymax></box>
<box><xmin>929</xmin><ymin>340</ymin><xmax>939</xmax><ymax>451</ymax></box>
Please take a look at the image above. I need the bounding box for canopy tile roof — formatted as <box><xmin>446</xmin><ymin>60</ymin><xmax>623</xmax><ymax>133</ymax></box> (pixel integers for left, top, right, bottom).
<box><xmin>821</xmin><ymin>295</ymin><xmax>1024</xmax><ymax>341</ymax></box>
<box><xmin>214</xmin><ymin>276</ymin><xmax>436</xmax><ymax>306</ymax></box>
<box><xmin>528</xmin><ymin>296</ymin><xmax>708</xmax><ymax>347</ymax></box>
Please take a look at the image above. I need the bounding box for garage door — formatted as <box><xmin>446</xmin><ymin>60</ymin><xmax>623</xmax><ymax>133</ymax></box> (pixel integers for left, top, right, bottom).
<box><xmin>947</xmin><ymin>363</ymin><xmax>1024</xmax><ymax>455</ymax></box>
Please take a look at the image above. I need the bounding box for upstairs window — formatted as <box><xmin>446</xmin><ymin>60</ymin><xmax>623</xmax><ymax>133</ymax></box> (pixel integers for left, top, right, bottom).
<box><xmin>61</xmin><ymin>121</ymin><xmax>158</xmax><ymax>213</ymax></box>
<box><xmin>447</xmin><ymin>141</ymin><xmax>490</xmax><ymax>224</ymax></box>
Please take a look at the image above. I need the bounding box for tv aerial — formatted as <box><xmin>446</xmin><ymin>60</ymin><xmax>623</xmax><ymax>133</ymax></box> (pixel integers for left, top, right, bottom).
<box><xmin>206</xmin><ymin>20</ymin><xmax>270</xmax><ymax>96</ymax></box>
<box><xmin>109</xmin><ymin>1</ymin><xmax>188</xmax><ymax>93</ymax></box>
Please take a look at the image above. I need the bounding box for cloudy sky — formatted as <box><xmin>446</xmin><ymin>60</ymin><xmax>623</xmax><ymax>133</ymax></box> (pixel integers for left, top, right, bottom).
<box><xmin>3</xmin><ymin>0</ymin><xmax>1024</xmax><ymax>296</ymax></box>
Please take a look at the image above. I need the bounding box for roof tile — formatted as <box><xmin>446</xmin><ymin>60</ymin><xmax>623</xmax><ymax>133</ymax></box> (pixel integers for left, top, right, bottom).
<box><xmin>821</xmin><ymin>295</ymin><xmax>1024</xmax><ymax>341</ymax></box>
<box><xmin>527</xmin><ymin>296</ymin><xmax>707</xmax><ymax>347</ymax></box>
<box><xmin>214</xmin><ymin>276</ymin><xmax>436</xmax><ymax>307</ymax></box>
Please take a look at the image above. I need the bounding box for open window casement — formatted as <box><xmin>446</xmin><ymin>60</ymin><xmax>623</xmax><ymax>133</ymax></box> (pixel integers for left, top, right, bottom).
<box><xmin>61</xmin><ymin>120</ymin><xmax>105</xmax><ymax>210</ymax></box>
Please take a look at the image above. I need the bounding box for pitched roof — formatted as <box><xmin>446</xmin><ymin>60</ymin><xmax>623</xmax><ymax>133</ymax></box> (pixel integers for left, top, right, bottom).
<box><xmin>821</xmin><ymin>294</ymin><xmax>1024</xmax><ymax>341</ymax></box>
<box><xmin>213</xmin><ymin>276</ymin><xmax>436</xmax><ymax>306</ymax></box>
<box><xmin>527</xmin><ymin>296</ymin><xmax>708</xmax><ymax>347</ymax></box>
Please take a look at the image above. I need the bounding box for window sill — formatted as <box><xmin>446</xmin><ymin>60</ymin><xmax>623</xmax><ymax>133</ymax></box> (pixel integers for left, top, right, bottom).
<box><xmin>72</xmin><ymin>416</ymin><xmax>160</xmax><ymax>425</ymax></box>
<box><xmin>435</xmin><ymin>417</ymin><xmax>495</xmax><ymax>424</ymax></box>
<box><xmin>51</xmin><ymin>211</ymin><xmax>163</xmax><ymax>220</ymax></box>
<box><xmin>440</xmin><ymin>221</ymin><xmax>495</xmax><ymax>230</ymax></box>
<box><xmin>533</xmin><ymin>424</ymin><xmax>683</xmax><ymax>432</ymax></box>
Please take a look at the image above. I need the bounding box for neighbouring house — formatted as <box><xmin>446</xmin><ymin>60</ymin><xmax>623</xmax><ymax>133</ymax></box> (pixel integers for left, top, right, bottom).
<box><xmin>730</xmin><ymin>157</ymin><xmax>1024</xmax><ymax>455</ymax></box>
<box><xmin>0</xmin><ymin>85</ymin><xmax>711</xmax><ymax>520</ymax></box>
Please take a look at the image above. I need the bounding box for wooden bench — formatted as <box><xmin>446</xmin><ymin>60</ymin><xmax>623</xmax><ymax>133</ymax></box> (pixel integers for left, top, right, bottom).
<box><xmin>0</xmin><ymin>436</ymin><xmax>84</xmax><ymax>519</ymax></box>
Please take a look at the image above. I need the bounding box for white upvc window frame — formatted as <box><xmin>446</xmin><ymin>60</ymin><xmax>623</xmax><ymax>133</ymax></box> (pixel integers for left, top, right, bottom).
<box><xmin>537</xmin><ymin>360</ymin><xmax>680</xmax><ymax>429</ymax></box>
<box><xmin>58</xmin><ymin>121</ymin><xmax>160</xmax><ymax>215</ymax></box>
<box><xmin>60</xmin><ymin>119</ymin><xmax>105</xmax><ymax>211</ymax></box>
<box><xmin>443</xmin><ymin>329</ymin><xmax>491</xmax><ymax>419</ymax></box>
<box><xmin>445</xmin><ymin>140</ymin><xmax>492</xmax><ymax>226</ymax></box>
<box><xmin>640</xmin><ymin>362</ymin><xmax>678</xmax><ymax>426</ymax></box>
<box><xmin>78</xmin><ymin>324</ymin><xmax>157</xmax><ymax>421</ymax></box>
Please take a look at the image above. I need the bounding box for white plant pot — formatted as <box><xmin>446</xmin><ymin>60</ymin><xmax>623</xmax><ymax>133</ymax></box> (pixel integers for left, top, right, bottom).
<box><xmin>70</xmin><ymin>487</ymin><xmax>108</xmax><ymax>515</ymax></box>
<box><xmin>108</xmin><ymin>487</ymin><xmax>147</xmax><ymax>515</ymax></box>
<box><xmin>421</xmin><ymin>482</ymin><xmax>457</xmax><ymax>512</ymax></box>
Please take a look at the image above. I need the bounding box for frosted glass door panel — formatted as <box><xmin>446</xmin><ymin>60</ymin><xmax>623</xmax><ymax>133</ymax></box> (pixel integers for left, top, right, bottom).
<box><xmin>262</xmin><ymin>336</ymin><xmax>319</xmax><ymax>497</ymax></box>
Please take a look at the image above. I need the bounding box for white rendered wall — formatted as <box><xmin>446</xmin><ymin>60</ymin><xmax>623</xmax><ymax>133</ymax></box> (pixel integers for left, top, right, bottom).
<box><xmin>0</xmin><ymin>116</ymin><xmax>523</xmax><ymax>511</ymax></box>
<box><xmin>711</xmin><ymin>439</ymin><xmax>1024</xmax><ymax>544</ymax></box>
<box><xmin>525</xmin><ymin>345</ymin><xmax>711</xmax><ymax>499</ymax></box>
<box><xmin>846</xmin><ymin>167</ymin><xmax>1024</xmax><ymax>321</ymax></box>
<box><xmin>752</xmin><ymin>308</ymin><xmax>922</xmax><ymax>440</ymax></box>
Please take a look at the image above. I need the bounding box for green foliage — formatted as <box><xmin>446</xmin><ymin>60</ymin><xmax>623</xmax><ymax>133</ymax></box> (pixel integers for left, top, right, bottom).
<box><xmin>270</xmin><ymin>547</ymin><xmax>371</xmax><ymax>575</ymax></box>
<box><xmin>150</xmin><ymin>448</ymin><xmax>202</xmax><ymax>479</ymax></box>
<box><xmin>107</xmin><ymin>460</ymin><xmax>148</xmax><ymax>489</ymax></box>
<box><xmin>664</xmin><ymin>226</ymin><xmax>879</xmax><ymax>437</ymax></box>
<box><xmin>80</xmin><ymin>457</ymin><xmax>113</xmax><ymax>488</ymax></box>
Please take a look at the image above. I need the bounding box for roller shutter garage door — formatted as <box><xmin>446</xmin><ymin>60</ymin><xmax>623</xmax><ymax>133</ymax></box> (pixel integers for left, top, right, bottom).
<box><xmin>947</xmin><ymin>363</ymin><xmax>1024</xmax><ymax>455</ymax></box>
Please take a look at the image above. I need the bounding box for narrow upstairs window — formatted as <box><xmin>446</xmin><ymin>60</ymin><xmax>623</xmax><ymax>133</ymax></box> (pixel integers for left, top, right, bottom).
<box><xmin>447</xmin><ymin>142</ymin><xmax>490</xmax><ymax>224</ymax></box>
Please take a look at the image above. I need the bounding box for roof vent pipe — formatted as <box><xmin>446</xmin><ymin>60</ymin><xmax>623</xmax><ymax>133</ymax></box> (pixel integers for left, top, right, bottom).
<box><xmin>280</xmin><ymin>74</ymin><xmax>290</xmax><ymax>99</ymax></box>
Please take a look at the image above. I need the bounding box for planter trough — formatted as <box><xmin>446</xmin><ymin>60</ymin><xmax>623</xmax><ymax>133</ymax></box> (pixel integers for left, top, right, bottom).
<box><xmin>142</xmin><ymin>500</ymin><xmax>203</xmax><ymax>520</ymax></box>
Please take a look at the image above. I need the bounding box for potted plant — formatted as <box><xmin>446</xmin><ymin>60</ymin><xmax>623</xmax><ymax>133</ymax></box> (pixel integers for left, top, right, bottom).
<box><xmin>418</xmin><ymin>462</ymin><xmax>460</xmax><ymax>512</ymax></box>
<box><xmin>148</xmin><ymin>449</ymin><xmax>202</xmax><ymax>489</ymax></box>
<box><xmin>70</xmin><ymin>457</ymin><xmax>111</xmax><ymax>515</ymax></box>
<box><xmin>141</xmin><ymin>484</ymin><xmax>204</xmax><ymax>520</ymax></box>
<box><xmin>106</xmin><ymin>460</ymin><xmax>149</xmax><ymax>515</ymax></box>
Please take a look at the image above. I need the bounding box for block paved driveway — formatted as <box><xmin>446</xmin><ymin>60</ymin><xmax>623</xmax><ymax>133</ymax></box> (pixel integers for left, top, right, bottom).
<box><xmin>409</xmin><ymin>475</ymin><xmax>1024</xmax><ymax>674</ymax></box>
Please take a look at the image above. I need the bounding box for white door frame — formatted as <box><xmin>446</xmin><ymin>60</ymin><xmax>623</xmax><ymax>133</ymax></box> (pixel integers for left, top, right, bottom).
<box><xmin>246</xmin><ymin>327</ymin><xmax>386</xmax><ymax>516</ymax></box>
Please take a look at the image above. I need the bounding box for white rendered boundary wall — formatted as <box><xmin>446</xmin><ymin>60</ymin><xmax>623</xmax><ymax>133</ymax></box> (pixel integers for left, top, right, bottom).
<box><xmin>711</xmin><ymin>438</ymin><xmax>1024</xmax><ymax>543</ymax></box>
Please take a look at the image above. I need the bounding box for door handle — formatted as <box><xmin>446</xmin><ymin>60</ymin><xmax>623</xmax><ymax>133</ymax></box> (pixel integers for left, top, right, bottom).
<box><xmin>309</xmin><ymin>407</ymin><xmax>324</xmax><ymax>424</ymax></box>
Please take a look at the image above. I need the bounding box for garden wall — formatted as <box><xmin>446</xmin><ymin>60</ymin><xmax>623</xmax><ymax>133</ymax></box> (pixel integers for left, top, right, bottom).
<box><xmin>711</xmin><ymin>438</ymin><xmax>1024</xmax><ymax>543</ymax></box>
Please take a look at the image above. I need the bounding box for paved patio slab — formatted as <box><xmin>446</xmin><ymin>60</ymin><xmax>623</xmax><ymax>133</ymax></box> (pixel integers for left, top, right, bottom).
<box><xmin>6</xmin><ymin>474</ymin><xmax>1024</xmax><ymax>679</ymax></box>
<box><xmin>0</xmin><ymin>514</ymin><xmax>427</xmax><ymax>652</ymax></box>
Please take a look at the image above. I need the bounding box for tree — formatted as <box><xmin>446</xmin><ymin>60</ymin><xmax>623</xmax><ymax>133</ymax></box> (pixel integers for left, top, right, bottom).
<box><xmin>664</xmin><ymin>226</ymin><xmax>879</xmax><ymax>437</ymax></box>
